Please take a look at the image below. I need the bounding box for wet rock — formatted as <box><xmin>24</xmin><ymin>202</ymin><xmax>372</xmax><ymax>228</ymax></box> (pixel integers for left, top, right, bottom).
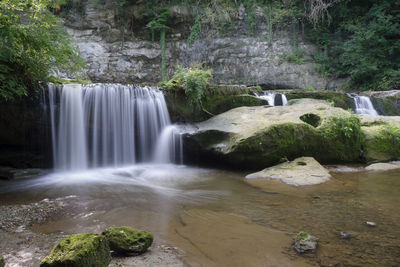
<box><xmin>102</xmin><ymin>226</ymin><xmax>153</xmax><ymax>254</ymax></box>
<box><xmin>0</xmin><ymin>256</ymin><xmax>5</xmax><ymax>267</ymax></box>
<box><xmin>365</xmin><ymin>163</ymin><xmax>400</xmax><ymax>171</ymax></box>
<box><xmin>246</xmin><ymin>157</ymin><xmax>331</xmax><ymax>186</ymax></box>
<box><xmin>294</xmin><ymin>232</ymin><xmax>318</xmax><ymax>253</ymax></box>
<box><xmin>365</xmin><ymin>221</ymin><xmax>377</xmax><ymax>227</ymax></box>
<box><xmin>340</xmin><ymin>232</ymin><xmax>351</xmax><ymax>239</ymax></box>
<box><xmin>40</xmin><ymin>233</ymin><xmax>111</xmax><ymax>267</ymax></box>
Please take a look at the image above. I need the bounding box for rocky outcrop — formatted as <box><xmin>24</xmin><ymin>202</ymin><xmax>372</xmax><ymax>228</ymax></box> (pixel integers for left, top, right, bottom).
<box><xmin>183</xmin><ymin>99</ymin><xmax>400</xmax><ymax>169</ymax></box>
<box><xmin>246</xmin><ymin>157</ymin><xmax>331</xmax><ymax>186</ymax></box>
<box><xmin>183</xmin><ymin>99</ymin><xmax>363</xmax><ymax>169</ymax></box>
<box><xmin>40</xmin><ymin>233</ymin><xmax>111</xmax><ymax>267</ymax></box>
<box><xmin>62</xmin><ymin>3</ymin><xmax>342</xmax><ymax>90</ymax></box>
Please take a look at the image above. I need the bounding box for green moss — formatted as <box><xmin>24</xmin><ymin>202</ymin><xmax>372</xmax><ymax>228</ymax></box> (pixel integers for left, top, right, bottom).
<box><xmin>371</xmin><ymin>124</ymin><xmax>400</xmax><ymax>159</ymax></box>
<box><xmin>285</xmin><ymin>90</ymin><xmax>354</xmax><ymax>110</ymax></box>
<box><xmin>295</xmin><ymin>232</ymin><xmax>310</xmax><ymax>243</ymax></box>
<box><xmin>296</xmin><ymin>161</ymin><xmax>307</xmax><ymax>166</ymax></box>
<box><xmin>40</xmin><ymin>233</ymin><xmax>111</xmax><ymax>267</ymax></box>
<box><xmin>319</xmin><ymin>114</ymin><xmax>363</xmax><ymax>161</ymax></box>
<box><xmin>0</xmin><ymin>256</ymin><xmax>4</xmax><ymax>267</ymax></box>
<box><xmin>48</xmin><ymin>77</ymin><xmax>92</xmax><ymax>85</ymax></box>
<box><xmin>102</xmin><ymin>226</ymin><xmax>153</xmax><ymax>254</ymax></box>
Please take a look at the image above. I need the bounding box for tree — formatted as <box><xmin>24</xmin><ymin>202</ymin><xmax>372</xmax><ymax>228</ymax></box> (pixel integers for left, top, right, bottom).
<box><xmin>0</xmin><ymin>0</ymin><xmax>85</xmax><ymax>100</ymax></box>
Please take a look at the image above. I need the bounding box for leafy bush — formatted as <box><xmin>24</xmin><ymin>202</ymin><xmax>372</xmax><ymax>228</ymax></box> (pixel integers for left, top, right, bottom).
<box><xmin>162</xmin><ymin>66</ymin><xmax>212</xmax><ymax>109</ymax></box>
<box><xmin>0</xmin><ymin>0</ymin><xmax>85</xmax><ymax>100</ymax></box>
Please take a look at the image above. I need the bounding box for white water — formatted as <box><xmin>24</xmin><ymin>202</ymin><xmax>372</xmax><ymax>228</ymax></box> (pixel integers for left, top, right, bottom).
<box><xmin>47</xmin><ymin>84</ymin><xmax>183</xmax><ymax>170</ymax></box>
<box><xmin>254</xmin><ymin>91</ymin><xmax>287</xmax><ymax>106</ymax></box>
<box><xmin>347</xmin><ymin>94</ymin><xmax>378</xmax><ymax>115</ymax></box>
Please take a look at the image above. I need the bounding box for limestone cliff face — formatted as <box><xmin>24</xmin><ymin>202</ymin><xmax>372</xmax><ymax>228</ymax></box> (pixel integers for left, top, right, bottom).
<box><xmin>62</xmin><ymin>3</ymin><xmax>343</xmax><ymax>90</ymax></box>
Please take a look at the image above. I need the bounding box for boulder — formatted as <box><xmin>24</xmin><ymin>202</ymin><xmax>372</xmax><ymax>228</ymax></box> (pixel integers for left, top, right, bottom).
<box><xmin>365</xmin><ymin>162</ymin><xmax>400</xmax><ymax>171</ymax></box>
<box><xmin>102</xmin><ymin>226</ymin><xmax>153</xmax><ymax>254</ymax></box>
<box><xmin>183</xmin><ymin>100</ymin><xmax>364</xmax><ymax>169</ymax></box>
<box><xmin>359</xmin><ymin>115</ymin><xmax>400</xmax><ymax>162</ymax></box>
<box><xmin>183</xmin><ymin>99</ymin><xmax>400</xmax><ymax>169</ymax></box>
<box><xmin>40</xmin><ymin>233</ymin><xmax>111</xmax><ymax>267</ymax></box>
<box><xmin>246</xmin><ymin>157</ymin><xmax>331</xmax><ymax>186</ymax></box>
<box><xmin>294</xmin><ymin>232</ymin><xmax>318</xmax><ymax>253</ymax></box>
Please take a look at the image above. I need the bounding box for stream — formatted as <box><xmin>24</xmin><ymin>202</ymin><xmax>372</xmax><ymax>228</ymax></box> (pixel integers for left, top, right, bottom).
<box><xmin>1</xmin><ymin>164</ymin><xmax>399</xmax><ymax>266</ymax></box>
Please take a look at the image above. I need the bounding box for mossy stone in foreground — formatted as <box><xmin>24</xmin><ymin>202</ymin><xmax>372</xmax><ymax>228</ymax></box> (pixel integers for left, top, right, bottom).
<box><xmin>102</xmin><ymin>226</ymin><xmax>153</xmax><ymax>254</ymax></box>
<box><xmin>294</xmin><ymin>231</ymin><xmax>318</xmax><ymax>253</ymax></box>
<box><xmin>0</xmin><ymin>256</ymin><xmax>5</xmax><ymax>267</ymax></box>
<box><xmin>40</xmin><ymin>233</ymin><xmax>111</xmax><ymax>267</ymax></box>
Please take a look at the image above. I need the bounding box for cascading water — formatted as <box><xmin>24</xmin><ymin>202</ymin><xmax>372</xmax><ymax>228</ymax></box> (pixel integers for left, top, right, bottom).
<box><xmin>347</xmin><ymin>93</ymin><xmax>378</xmax><ymax>115</ymax></box>
<box><xmin>47</xmin><ymin>83</ymin><xmax>183</xmax><ymax>170</ymax></box>
<box><xmin>254</xmin><ymin>91</ymin><xmax>287</xmax><ymax>106</ymax></box>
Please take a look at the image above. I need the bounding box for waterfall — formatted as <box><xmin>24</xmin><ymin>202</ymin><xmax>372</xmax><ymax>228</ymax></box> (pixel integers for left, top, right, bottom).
<box><xmin>347</xmin><ymin>94</ymin><xmax>378</xmax><ymax>115</ymax></box>
<box><xmin>47</xmin><ymin>84</ymin><xmax>183</xmax><ymax>170</ymax></box>
<box><xmin>254</xmin><ymin>91</ymin><xmax>287</xmax><ymax>106</ymax></box>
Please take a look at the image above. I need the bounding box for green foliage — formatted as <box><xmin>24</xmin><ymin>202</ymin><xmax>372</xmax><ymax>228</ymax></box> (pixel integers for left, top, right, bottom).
<box><xmin>188</xmin><ymin>15</ymin><xmax>201</xmax><ymax>47</ymax></box>
<box><xmin>0</xmin><ymin>0</ymin><xmax>85</xmax><ymax>100</ymax></box>
<box><xmin>321</xmin><ymin>114</ymin><xmax>363</xmax><ymax>160</ymax></box>
<box><xmin>283</xmin><ymin>49</ymin><xmax>305</xmax><ymax>64</ymax></box>
<box><xmin>162</xmin><ymin>66</ymin><xmax>212</xmax><ymax>109</ymax></box>
<box><xmin>308</xmin><ymin>0</ymin><xmax>400</xmax><ymax>91</ymax></box>
<box><xmin>146</xmin><ymin>8</ymin><xmax>170</xmax><ymax>81</ymax></box>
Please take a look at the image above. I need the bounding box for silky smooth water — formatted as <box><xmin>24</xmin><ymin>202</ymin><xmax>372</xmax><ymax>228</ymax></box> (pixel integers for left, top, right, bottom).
<box><xmin>347</xmin><ymin>93</ymin><xmax>378</xmax><ymax>115</ymax></box>
<box><xmin>1</xmin><ymin>166</ymin><xmax>399</xmax><ymax>266</ymax></box>
<box><xmin>47</xmin><ymin>84</ymin><xmax>183</xmax><ymax>169</ymax></box>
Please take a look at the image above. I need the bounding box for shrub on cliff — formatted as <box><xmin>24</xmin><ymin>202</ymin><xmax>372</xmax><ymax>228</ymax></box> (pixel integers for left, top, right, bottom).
<box><xmin>162</xmin><ymin>66</ymin><xmax>212</xmax><ymax>110</ymax></box>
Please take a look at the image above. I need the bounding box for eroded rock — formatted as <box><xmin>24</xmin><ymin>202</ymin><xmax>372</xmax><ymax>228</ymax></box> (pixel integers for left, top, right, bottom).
<box><xmin>246</xmin><ymin>157</ymin><xmax>331</xmax><ymax>186</ymax></box>
<box><xmin>365</xmin><ymin>162</ymin><xmax>400</xmax><ymax>171</ymax></box>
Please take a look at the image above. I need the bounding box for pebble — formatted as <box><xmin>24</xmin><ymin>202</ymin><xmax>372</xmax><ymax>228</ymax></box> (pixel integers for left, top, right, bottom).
<box><xmin>365</xmin><ymin>221</ymin><xmax>376</xmax><ymax>227</ymax></box>
<box><xmin>340</xmin><ymin>232</ymin><xmax>351</xmax><ymax>239</ymax></box>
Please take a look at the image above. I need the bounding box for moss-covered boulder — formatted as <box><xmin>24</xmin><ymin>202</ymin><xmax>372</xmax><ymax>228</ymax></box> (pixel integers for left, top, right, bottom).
<box><xmin>165</xmin><ymin>84</ymin><xmax>266</xmax><ymax>122</ymax></box>
<box><xmin>359</xmin><ymin>115</ymin><xmax>400</xmax><ymax>162</ymax></box>
<box><xmin>282</xmin><ymin>89</ymin><xmax>355</xmax><ymax>110</ymax></box>
<box><xmin>40</xmin><ymin>233</ymin><xmax>111</xmax><ymax>267</ymax></box>
<box><xmin>294</xmin><ymin>232</ymin><xmax>318</xmax><ymax>253</ymax></box>
<box><xmin>0</xmin><ymin>256</ymin><xmax>5</xmax><ymax>267</ymax></box>
<box><xmin>102</xmin><ymin>226</ymin><xmax>153</xmax><ymax>254</ymax></box>
<box><xmin>184</xmin><ymin>99</ymin><xmax>364</xmax><ymax>169</ymax></box>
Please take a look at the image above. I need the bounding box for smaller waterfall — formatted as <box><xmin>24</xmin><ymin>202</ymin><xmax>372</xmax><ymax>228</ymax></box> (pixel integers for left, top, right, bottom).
<box><xmin>347</xmin><ymin>94</ymin><xmax>378</xmax><ymax>115</ymax></box>
<box><xmin>254</xmin><ymin>91</ymin><xmax>287</xmax><ymax>106</ymax></box>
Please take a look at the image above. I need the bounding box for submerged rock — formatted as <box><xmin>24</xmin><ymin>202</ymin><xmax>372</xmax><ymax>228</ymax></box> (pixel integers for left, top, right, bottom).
<box><xmin>365</xmin><ymin>221</ymin><xmax>377</xmax><ymax>227</ymax></box>
<box><xmin>246</xmin><ymin>157</ymin><xmax>331</xmax><ymax>186</ymax></box>
<box><xmin>294</xmin><ymin>232</ymin><xmax>318</xmax><ymax>253</ymax></box>
<box><xmin>365</xmin><ymin>162</ymin><xmax>400</xmax><ymax>171</ymax></box>
<box><xmin>102</xmin><ymin>226</ymin><xmax>153</xmax><ymax>254</ymax></box>
<box><xmin>40</xmin><ymin>233</ymin><xmax>111</xmax><ymax>267</ymax></box>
